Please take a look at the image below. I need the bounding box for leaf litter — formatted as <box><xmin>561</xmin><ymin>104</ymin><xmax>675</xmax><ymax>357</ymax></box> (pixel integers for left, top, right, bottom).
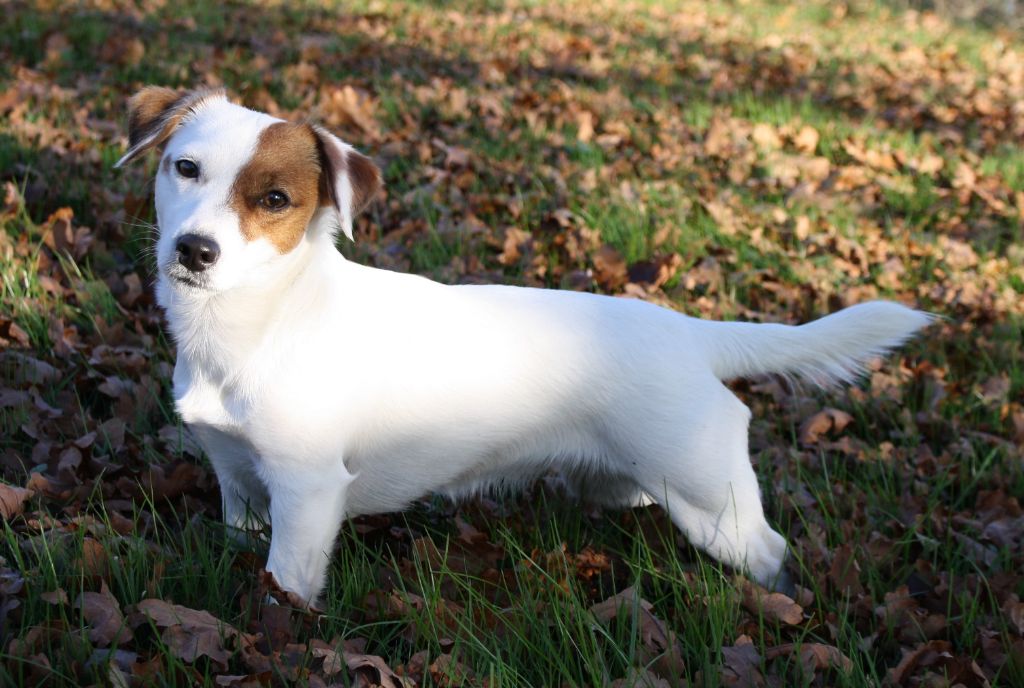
<box><xmin>0</xmin><ymin>0</ymin><xmax>1022</xmax><ymax>685</ymax></box>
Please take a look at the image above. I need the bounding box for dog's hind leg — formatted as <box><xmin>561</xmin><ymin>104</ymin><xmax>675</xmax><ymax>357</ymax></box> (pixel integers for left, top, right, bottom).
<box><xmin>633</xmin><ymin>382</ymin><xmax>791</xmax><ymax>590</ymax></box>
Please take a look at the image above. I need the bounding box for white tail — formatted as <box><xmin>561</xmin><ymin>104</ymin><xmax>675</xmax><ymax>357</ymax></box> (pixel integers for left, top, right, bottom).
<box><xmin>693</xmin><ymin>301</ymin><xmax>934</xmax><ymax>385</ymax></box>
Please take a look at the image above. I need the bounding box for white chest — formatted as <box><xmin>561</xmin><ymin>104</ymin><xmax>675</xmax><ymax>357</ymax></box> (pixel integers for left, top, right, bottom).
<box><xmin>174</xmin><ymin>367</ymin><xmax>238</xmax><ymax>430</ymax></box>
<box><xmin>172</xmin><ymin>360</ymin><xmax>266</xmax><ymax>484</ymax></box>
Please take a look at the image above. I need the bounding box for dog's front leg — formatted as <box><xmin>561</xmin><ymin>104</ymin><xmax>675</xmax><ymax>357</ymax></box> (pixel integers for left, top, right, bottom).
<box><xmin>263</xmin><ymin>463</ymin><xmax>354</xmax><ymax>606</ymax></box>
<box><xmin>218</xmin><ymin>470</ymin><xmax>271</xmax><ymax>546</ymax></box>
<box><xmin>190</xmin><ymin>426</ymin><xmax>271</xmax><ymax>545</ymax></box>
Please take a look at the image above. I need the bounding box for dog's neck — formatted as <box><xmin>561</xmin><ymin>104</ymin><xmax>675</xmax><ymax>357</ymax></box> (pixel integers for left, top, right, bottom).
<box><xmin>158</xmin><ymin>232</ymin><xmax>340</xmax><ymax>385</ymax></box>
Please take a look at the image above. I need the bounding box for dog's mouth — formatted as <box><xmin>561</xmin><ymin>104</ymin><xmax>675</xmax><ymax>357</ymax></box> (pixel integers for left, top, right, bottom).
<box><xmin>162</xmin><ymin>264</ymin><xmax>210</xmax><ymax>290</ymax></box>
<box><xmin>172</xmin><ymin>274</ymin><xmax>204</xmax><ymax>288</ymax></box>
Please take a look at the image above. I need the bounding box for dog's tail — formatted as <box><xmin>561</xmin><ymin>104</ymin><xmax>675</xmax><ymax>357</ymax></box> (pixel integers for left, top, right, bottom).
<box><xmin>692</xmin><ymin>301</ymin><xmax>933</xmax><ymax>385</ymax></box>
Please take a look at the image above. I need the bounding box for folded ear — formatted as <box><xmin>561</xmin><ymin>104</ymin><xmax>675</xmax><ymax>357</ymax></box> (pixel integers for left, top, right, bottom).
<box><xmin>313</xmin><ymin>127</ymin><xmax>382</xmax><ymax>241</ymax></box>
<box><xmin>114</xmin><ymin>87</ymin><xmax>226</xmax><ymax>168</ymax></box>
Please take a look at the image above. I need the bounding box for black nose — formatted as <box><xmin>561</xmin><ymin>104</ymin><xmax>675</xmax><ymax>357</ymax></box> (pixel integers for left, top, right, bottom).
<box><xmin>176</xmin><ymin>234</ymin><xmax>220</xmax><ymax>272</ymax></box>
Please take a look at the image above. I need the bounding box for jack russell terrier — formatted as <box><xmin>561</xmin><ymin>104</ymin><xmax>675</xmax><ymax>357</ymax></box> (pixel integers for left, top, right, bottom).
<box><xmin>116</xmin><ymin>87</ymin><xmax>931</xmax><ymax>606</ymax></box>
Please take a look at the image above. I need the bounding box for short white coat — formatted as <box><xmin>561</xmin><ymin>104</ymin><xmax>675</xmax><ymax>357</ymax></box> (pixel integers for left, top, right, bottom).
<box><xmin>119</xmin><ymin>91</ymin><xmax>931</xmax><ymax>605</ymax></box>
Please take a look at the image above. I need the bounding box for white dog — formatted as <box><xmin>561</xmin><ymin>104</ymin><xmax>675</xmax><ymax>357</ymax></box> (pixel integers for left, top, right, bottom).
<box><xmin>116</xmin><ymin>87</ymin><xmax>931</xmax><ymax>606</ymax></box>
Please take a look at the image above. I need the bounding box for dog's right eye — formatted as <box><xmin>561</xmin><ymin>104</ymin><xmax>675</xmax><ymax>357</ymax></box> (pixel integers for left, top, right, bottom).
<box><xmin>175</xmin><ymin>159</ymin><xmax>199</xmax><ymax>179</ymax></box>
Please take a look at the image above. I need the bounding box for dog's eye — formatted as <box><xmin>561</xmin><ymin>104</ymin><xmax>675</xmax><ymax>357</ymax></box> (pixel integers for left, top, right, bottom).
<box><xmin>260</xmin><ymin>190</ymin><xmax>290</xmax><ymax>210</ymax></box>
<box><xmin>175</xmin><ymin>159</ymin><xmax>199</xmax><ymax>179</ymax></box>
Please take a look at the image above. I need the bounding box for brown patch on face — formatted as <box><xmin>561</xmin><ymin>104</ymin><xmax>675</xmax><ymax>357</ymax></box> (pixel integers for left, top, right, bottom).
<box><xmin>119</xmin><ymin>87</ymin><xmax>226</xmax><ymax>167</ymax></box>
<box><xmin>230</xmin><ymin>122</ymin><xmax>323</xmax><ymax>254</ymax></box>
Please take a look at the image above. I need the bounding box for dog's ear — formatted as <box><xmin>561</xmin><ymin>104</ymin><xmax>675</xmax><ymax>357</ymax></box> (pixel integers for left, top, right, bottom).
<box><xmin>313</xmin><ymin>127</ymin><xmax>382</xmax><ymax>241</ymax></box>
<box><xmin>115</xmin><ymin>87</ymin><xmax>225</xmax><ymax>168</ymax></box>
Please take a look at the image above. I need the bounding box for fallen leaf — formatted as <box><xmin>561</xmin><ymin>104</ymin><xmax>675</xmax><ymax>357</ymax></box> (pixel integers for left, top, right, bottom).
<box><xmin>793</xmin><ymin>125</ymin><xmax>820</xmax><ymax>154</ymax></box>
<box><xmin>828</xmin><ymin>544</ymin><xmax>864</xmax><ymax>595</ymax></box>
<box><xmin>75</xmin><ymin>582</ymin><xmax>133</xmax><ymax>647</ymax></box>
<box><xmin>799</xmin><ymin>408</ymin><xmax>854</xmax><ymax>445</ymax></box>
<box><xmin>311</xmin><ymin>645</ymin><xmax>345</xmax><ymax>676</ymax></box>
<box><xmin>576</xmin><ymin>110</ymin><xmax>595</xmax><ymax>142</ymax></box>
<box><xmin>610</xmin><ymin>668</ymin><xmax>672</xmax><ymax>687</ymax></box>
<box><xmin>133</xmin><ymin>599</ymin><xmax>254</xmax><ymax>671</ymax></box>
<box><xmin>79</xmin><ymin>537</ymin><xmax>109</xmax><ymax>579</ymax></box>
<box><xmin>0</xmin><ymin>483</ymin><xmax>33</xmax><ymax>519</ymax></box>
<box><xmin>592</xmin><ymin>245</ymin><xmax>628</xmax><ymax>291</ymax></box>
<box><xmin>590</xmin><ymin>587</ymin><xmax>685</xmax><ymax>679</ymax></box>
<box><xmin>344</xmin><ymin>650</ymin><xmax>416</xmax><ymax>688</ymax></box>
<box><xmin>766</xmin><ymin>642</ymin><xmax>853</xmax><ymax>674</ymax></box>
<box><xmin>741</xmin><ymin>578</ymin><xmax>803</xmax><ymax>626</ymax></box>
<box><xmin>40</xmin><ymin>588</ymin><xmax>68</xmax><ymax>605</ymax></box>
<box><xmin>320</xmin><ymin>85</ymin><xmax>381</xmax><ymax>140</ymax></box>
<box><xmin>721</xmin><ymin>635</ymin><xmax>764</xmax><ymax>686</ymax></box>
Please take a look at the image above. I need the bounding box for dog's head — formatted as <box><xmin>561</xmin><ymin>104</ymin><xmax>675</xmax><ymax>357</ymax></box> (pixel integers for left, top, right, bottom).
<box><xmin>116</xmin><ymin>87</ymin><xmax>381</xmax><ymax>293</ymax></box>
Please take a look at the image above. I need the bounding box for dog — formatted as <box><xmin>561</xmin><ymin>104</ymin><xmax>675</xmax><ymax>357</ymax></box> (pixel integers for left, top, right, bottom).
<box><xmin>116</xmin><ymin>87</ymin><xmax>932</xmax><ymax>606</ymax></box>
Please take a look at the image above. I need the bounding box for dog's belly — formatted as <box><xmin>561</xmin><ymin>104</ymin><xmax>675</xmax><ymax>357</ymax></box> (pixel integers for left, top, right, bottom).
<box><xmin>342</xmin><ymin>413</ymin><xmax>609</xmax><ymax>516</ymax></box>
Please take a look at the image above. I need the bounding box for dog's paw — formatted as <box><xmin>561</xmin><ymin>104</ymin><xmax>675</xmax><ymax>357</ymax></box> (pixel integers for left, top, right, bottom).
<box><xmin>258</xmin><ymin>568</ymin><xmax>322</xmax><ymax>612</ymax></box>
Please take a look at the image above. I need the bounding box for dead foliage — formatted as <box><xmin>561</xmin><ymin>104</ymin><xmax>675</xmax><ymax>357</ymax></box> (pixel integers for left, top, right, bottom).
<box><xmin>0</xmin><ymin>0</ymin><xmax>1022</xmax><ymax>685</ymax></box>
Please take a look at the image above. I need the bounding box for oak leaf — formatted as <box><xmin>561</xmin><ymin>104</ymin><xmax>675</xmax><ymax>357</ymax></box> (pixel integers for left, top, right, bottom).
<box><xmin>740</xmin><ymin>579</ymin><xmax>803</xmax><ymax>626</ymax></box>
<box><xmin>75</xmin><ymin>582</ymin><xmax>132</xmax><ymax>647</ymax></box>
<box><xmin>799</xmin><ymin>408</ymin><xmax>854</xmax><ymax>445</ymax></box>
<box><xmin>0</xmin><ymin>483</ymin><xmax>32</xmax><ymax>519</ymax></box>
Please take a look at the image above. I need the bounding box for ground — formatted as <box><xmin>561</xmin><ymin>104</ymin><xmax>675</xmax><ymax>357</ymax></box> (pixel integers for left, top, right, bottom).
<box><xmin>0</xmin><ymin>0</ymin><xmax>1022</xmax><ymax>686</ymax></box>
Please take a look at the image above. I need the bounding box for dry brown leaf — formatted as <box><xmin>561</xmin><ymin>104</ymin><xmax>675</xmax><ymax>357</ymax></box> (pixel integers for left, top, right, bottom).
<box><xmin>828</xmin><ymin>543</ymin><xmax>864</xmax><ymax>595</ymax></box>
<box><xmin>0</xmin><ymin>483</ymin><xmax>33</xmax><ymax>519</ymax></box>
<box><xmin>887</xmin><ymin>639</ymin><xmax>991</xmax><ymax>687</ymax></box>
<box><xmin>628</xmin><ymin>254</ymin><xmax>682</xmax><ymax>291</ymax></box>
<box><xmin>3</xmin><ymin>352</ymin><xmax>59</xmax><ymax>385</ymax></box>
<box><xmin>721</xmin><ymin>636</ymin><xmax>764</xmax><ymax>686</ymax></box>
<box><xmin>590</xmin><ymin>587</ymin><xmax>685</xmax><ymax>679</ymax></box>
<box><xmin>766</xmin><ymin>642</ymin><xmax>853</xmax><ymax>673</ymax></box>
<box><xmin>75</xmin><ymin>582</ymin><xmax>133</xmax><ymax>647</ymax></box>
<box><xmin>793</xmin><ymin>125</ymin><xmax>820</xmax><ymax>154</ymax></box>
<box><xmin>311</xmin><ymin>645</ymin><xmax>345</xmax><ymax>676</ymax></box>
<box><xmin>40</xmin><ymin>588</ymin><xmax>68</xmax><ymax>605</ymax></box>
<box><xmin>162</xmin><ymin>624</ymin><xmax>230</xmax><ymax>668</ymax></box>
<box><xmin>977</xmin><ymin>374</ymin><xmax>1011</xmax><ymax>405</ymax></box>
<box><xmin>428</xmin><ymin>653</ymin><xmax>474</xmax><ymax>686</ymax></box>
<box><xmin>592</xmin><ymin>245</ymin><xmax>628</xmax><ymax>291</ymax></box>
<box><xmin>344</xmin><ymin>651</ymin><xmax>416</xmax><ymax>688</ymax></box>
<box><xmin>799</xmin><ymin>408</ymin><xmax>854</xmax><ymax>445</ymax></box>
<box><xmin>704</xmin><ymin>115</ymin><xmax>734</xmax><ymax>157</ymax></box>
<box><xmin>702</xmin><ymin>199</ymin><xmax>740</xmax><ymax>236</ymax></box>
<box><xmin>1003</xmin><ymin>596</ymin><xmax>1024</xmax><ymax>636</ymax></box>
<box><xmin>499</xmin><ymin>227</ymin><xmax>533</xmax><ymax>266</ymax></box>
<box><xmin>133</xmin><ymin>599</ymin><xmax>253</xmax><ymax>671</ymax></box>
<box><xmin>320</xmin><ymin>85</ymin><xmax>381</xmax><ymax>140</ymax></box>
<box><xmin>752</xmin><ymin>123</ymin><xmax>782</xmax><ymax>150</ymax></box>
<box><xmin>610</xmin><ymin>668</ymin><xmax>672</xmax><ymax>687</ymax></box>
<box><xmin>740</xmin><ymin>578</ymin><xmax>803</xmax><ymax>626</ymax></box>
<box><xmin>576</xmin><ymin>110</ymin><xmax>595</xmax><ymax>142</ymax></box>
<box><xmin>79</xmin><ymin>537</ymin><xmax>109</xmax><ymax>579</ymax></box>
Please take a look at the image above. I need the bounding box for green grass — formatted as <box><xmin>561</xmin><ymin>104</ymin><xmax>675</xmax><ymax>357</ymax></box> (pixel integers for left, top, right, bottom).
<box><xmin>1</xmin><ymin>0</ymin><xmax>1023</xmax><ymax>685</ymax></box>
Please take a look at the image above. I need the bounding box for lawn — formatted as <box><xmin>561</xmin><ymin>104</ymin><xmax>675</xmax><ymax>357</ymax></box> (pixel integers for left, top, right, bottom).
<box><xmin>0</xmin><ymin>0</ymin><xmax>1022</xmax><ymax>686</ymax></box>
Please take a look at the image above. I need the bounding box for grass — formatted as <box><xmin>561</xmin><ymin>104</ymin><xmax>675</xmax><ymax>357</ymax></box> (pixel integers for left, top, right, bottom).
<box><xmin>1</xmin><ymin>0</ymin><xmax>1023</xmax><ymax>685</ymax></box>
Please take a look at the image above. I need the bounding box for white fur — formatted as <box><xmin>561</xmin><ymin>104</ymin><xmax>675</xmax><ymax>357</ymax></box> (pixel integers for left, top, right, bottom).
<box><xmin>132</xmin><ymin>94</ymin><xmax>932</xmax><ymax>605</ymax></box>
